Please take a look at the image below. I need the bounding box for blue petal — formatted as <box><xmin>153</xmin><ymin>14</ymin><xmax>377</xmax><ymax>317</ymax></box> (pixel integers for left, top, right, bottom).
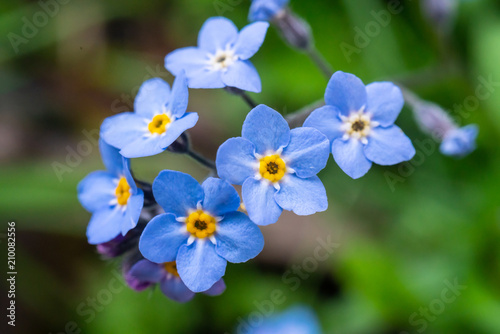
<box><xmin>198</xmin><ymin>17</ymin><xmax>238</xmax><ymax>53</ymax></box>
<box><xmin>332</xmin><ymin>138</ymin><xmax>372</xmax><ymax>179</ymax></box>
<box><xmin>99</xmin><ymin>139</ymin><xmax>127</xmax><ymax>176</ymax></box>
<box><xmin>203</xmin><ymin>279</ymin><xmax>226</xmax><ymax>296</ymax></box>
<box><xmin>86</xmin><ymin>207</ymin><xmax>126</xmax><ymax>245</ymax></box>
<box><xmin>128</xmin><ymin>259</ymin><xmax>163</xmax><ymax>283</ymax></box>
<box><xmin>222</xmin><ymin>60</ymin><xmax>262</xmax><ymax>93</ymax></box>
<box><xmin>165</xmin><ymin>47</ymin><xmax>209</xmax><ymax>77</ymax></box>
<box><xmin>100</xmin><ymin>113</ymin><xmax>147</xmax><ymax>151</ymax></box>
<box><xmin>122</xmin><ymin>191</ymin><xmax>144</xmax><ymax>235</ymax></box>
<box><xmin>139</xmin><ymin>213</ymin><xmax>189</xmax><ymax>263</ymax></box>
<box><xmin>242</xmin><ymin>105</ymin><xmax>290</xmax><ymax>155</ymax></box>
<box><xmin>233</xmin><ymin>21</ymin><xmax>269</xmax><ymax>60</ymax></box>
<box><xmin>187</xmin><ymin>68</ymin><xmax>225</xmax><ymax>89</ymax></box>
<box><xmin>216</xmin><ymin>137</ymin><xmax>257</xmax><ymax>185</ymax></box>
<box><xmin>77</xmin><ymin>171</ymin><xmax>116</xmax><ymax>212</ymax></box>
<box><xmin>152</xmin><ymin>170</ymin><xmax>204</xmax><ymax>217</ymax></box>
<box><xmin>134</xmin><ymin>78</ymin><xmax>171</xmax><ymax>118</ymax></box>
<box><xmin>242</xmin><ymin>177</ymin><xmax>282</xmax><ymax>226</ymax></box>
<box><xmin>365</xmin><ymin>82</ymin><xmax>404</xmax><ymax>127</ymax></box>
<box><xmin>160</xmin><ymin>277</ymin><xmax>195</xmax><ymax>303</ymax></box>
<box><xmin>364</xmin><ymin>125</ymin><xmax>416</xmax><ymax>165</ymax></box>
<box><xmin>168</xmin><ymin>72</ymin><xmax>189</xmax><ymax>118</ymax></box>
<box><xmin>274</xmin><ymin>175</ymin><xmax>327</xmax><ymax>215</ymax></box>
<box><xmin>176</xmin><ymin>239</ymin><xmax>227</xmax><ymax>293</ymax></box>
<box><xmin>249</xmin><ymin>0</ymin><xmax>289</xmax><ymax>21</ymax></box>
<box><xmin>325</xmin><ymin>71</ymin><xmax>367</xmax><ymax>116</ymax></box>
<box><xmin>215</xmin><ymin>211</ymin><xmax>264</xmax><ymax>263</ymax></box>
<box><xmin>201</xmin><ymin>178</ymin><xmax>241</xmax><ymax>216</ymax></box>
<box><xmin>282</xmin><ymin>127</ymin><xmax>330</xmax><ymax>178</ymax></box>
<box><xmin>440</xmin><ymin>124</ymin><xmax>479</xmax><ymax>158</ymax></box>
<box><xmin>303</xmin><ymin>105</ymin><xmax>344</xmax><ymax>142</ymax></box>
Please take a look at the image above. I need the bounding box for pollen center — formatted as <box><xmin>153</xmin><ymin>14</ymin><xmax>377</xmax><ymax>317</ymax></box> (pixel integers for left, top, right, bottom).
<box><xmin>186</xmin><ymin>210</ymin><xmax>216</xmax><ymax>239</ymax></box>
<box><xmin>148</xmin><ymin>114</ymin><xmax>171</xmax><ymax>135</ymax></box>
<box><xmin>351</xmin><ymin>120</ymin><xmax>365</xmax><ymax>132</ymax></box>
<box><xmin>259</xmin><ymin>154</ymin><xmax>286</xmax><ymax>182</ymax></box>
<box><xmin>209</xmin><ymin>49</ymin><xmax>236</xmax><ymax>70</ymax></box>
<box><xmin>115</xmin><ymin>177</ymin><xmax>131</xmax><ymax>206</ymax></box>
<box><xmin>342</xmin><ymin>110</ymin><xmax>375</xmax><ymax>143</ymax></box>
<box><xmin>163</xmin><ymin>261</ymin><xmax>179</xmax><ymax>277</ymax></box>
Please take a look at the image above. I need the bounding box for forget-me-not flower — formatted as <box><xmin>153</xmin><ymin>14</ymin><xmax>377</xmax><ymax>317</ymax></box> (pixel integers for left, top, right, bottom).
<box><xmin>249</xmin><ymin>0</ymin><xmax>289</xmax><ymax>22</ymax></box>
<box><xmin>304</xmin><ymin>71</ymin><xmax>416</xmax><ymax>179</ymax></box>
<box><xmin>78</xmin><ymin>140</ymin><xmax>144</xmax><ymax>244</ymax></box>
<box><xmin>139</xmin><ymin>171</ymin><xmax>264</xmax><ymax>293</ymax></box>
<box><xmin>245</xmin><ymin>305</ymin><xmax>322</xmax><ymax>334</ymax></box>
<box><xmin>165</xmin><ymin>17</ymin><xmax>269</xmax><ymax>93</ymax></box>
<box><xmin>216</xmin><ymin>105</ymin><xmax>330</xmax><ymax>226</ymax></box>
<box><xmin>127</xmin><ymin>259</ymin><xmax>226</xmax><ymax>303</ymax></box>
<box><xmin>440</xmin><ymin>124</ymin><xmax>479</xmax><ymax>158</ymax></box>
<box><xmin>100</xmin><ymin>73</ymin><xmax>198</xmax><ymax>158</ymax></box>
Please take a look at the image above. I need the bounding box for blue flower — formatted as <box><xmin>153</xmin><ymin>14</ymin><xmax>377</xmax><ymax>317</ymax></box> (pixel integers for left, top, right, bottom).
<box><xmin>244</xmin><ymin>305</ymin><xmax>322</xmax><ymax>334</ymax></box>
<box><xmin>126</xmin><ymin>259</ymin><xmax>226</xmax><ymax>303</ymax></box>
<box><xmin>165</xmin><ymin>17</ymin><xmax>269</xmax><ymax>93</ymax></box>
<box><xmin>139</xmin><ymin>171</ymin><xmax>264</xmax><ymax>292</ymax></box>
<box><xmin>100</xmin><ymin>73</ymin><xmax>198</xmax><ymax>158</ymax></box>
<box><xmin>216</xmin><ymin>105</ymin><xmax>330</xmax><ymax>226</ymax></box>
<box><xmin>440</xmin><ymin>124</ymin><xmax>479</xmax><ymax>158</ymax></box>
<box><xmin>249</xmin><ymin>0</ymin><xmax>289</xmax><ymax>22</ymax></box>
<box><xmin>77</xmin><ymin>140</ymin><xmax>144</xmax><ymax>245</ymax></box>
<box><xmin>304</xmin><ymin>71</ymin><xmax>416</xmax><ymax>179</ymax></box>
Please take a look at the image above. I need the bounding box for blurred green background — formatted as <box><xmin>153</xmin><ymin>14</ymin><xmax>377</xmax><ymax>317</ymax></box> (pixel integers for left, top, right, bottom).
<box><xmin>1</xmin><ymin>0</ymin><xmax>500</xmax><ymax>333</ymax></box>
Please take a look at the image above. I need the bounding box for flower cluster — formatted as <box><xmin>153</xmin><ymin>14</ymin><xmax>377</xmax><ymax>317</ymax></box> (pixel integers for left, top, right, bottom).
<box><xmin>77</xmin><ymin>1</ymin><xmax>478</xmax><ymax>309</ymax></box>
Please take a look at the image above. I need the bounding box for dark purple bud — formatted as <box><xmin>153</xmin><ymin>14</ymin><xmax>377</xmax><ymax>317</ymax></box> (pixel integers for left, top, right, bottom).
<box><xmin>273</xmin><ymin>8</ymin><xmax>313</xmax><ymax>50</ymax></box>
<box><xmin>421</xmin><ymin>0</ymin><xmax>458</xmax><ymax>34</ymax></box>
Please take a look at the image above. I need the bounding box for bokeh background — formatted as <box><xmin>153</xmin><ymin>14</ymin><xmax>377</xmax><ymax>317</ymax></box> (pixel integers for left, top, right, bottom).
<box><xmin>1</xmin><ymin>0</ymin><xmax>500</xmax><ymax>333</ymax></box>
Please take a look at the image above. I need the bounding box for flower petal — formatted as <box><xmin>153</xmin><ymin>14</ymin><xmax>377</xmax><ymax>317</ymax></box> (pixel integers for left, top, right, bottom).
<box><xmin>274</xmin><ymin>175</ymin><xmax>327</xmax><ymax>215</ymax></box>
<box><xmin>99</xmin><ymin>139</ymin><xmax>127</xmax><ymax>176</ymax></box>
<box><xmin>139</xmin><ymin>213</ymin><xmax>189</xmax><ymax>263</ymax></box>
<box><xmin>201</xmin><ymin>178</ymin><xmax>241</xmax><ymax>216</ymax></box>
<box><xmin>242</xmin><ymin>177</ymin><xmax>282</xmax><ymax>226</ymax></box>
<box><xmin>128</xmin><ymin>259</ymin><xmax>163</xmax><ymax>283</ymax></box>
<box><xmin>168</xmin><ymin>71</ymin><xmax>189</xmax><ymax>118</ymax></box>
<box><xmin>216</xmin><ymin>137</ymin><xmax>257</xmax><ymax>185</ymax></box>
<box><xmin>152</xmin><ymin>170</ymin><xmax>204</xmax><ymax>217</ymax></box>
<box><xmin>282</xmin><ymin>127</ymin><xmax>330</xmax><ymax>178</ymax></box>
<box><xmin>77</xmin><ymin>171</ymin><xmax>116</xmax><ymax>213</ymax></box>
<box><xmin>249</xmin><ymin>0</ymin><xmax>289</xmax><ymax>21</ymax></box>
<box><xmin>177</xmin><ymin>239</ymin><xmax>227</xmax><ymax>293</ymax></box>
<box><xmin>215</xmin><ymin>211</ymin><xmax>264</xmax><ymax>263</ymax></box>
<box><xmin>332</xmin><ymin>138</ymin><xmax>372</xmax><ymax>179</ymax></box>
<box><xmin>242</xmin><ymin>105</ymin><xmax>290</xmax><ymax>155</ymax></box>
<box><xmin>187</xmin><ymin>68</ymin><xmax>225</xmax><ymax>89</ymax></box>
<box><xmin>160</xmin><ymin>277</ymin><xmax>195</xmax><ymax>303</ymax></box>
<box><xmin>165</xmin><ymin>47</ymin><xmax>209</xmax><ymax>77</ymax></box>
<box><xmin>100</xmin><ymin>113</ymin><xmax>147</xmax><ymax>151</ymax></box>
<box><xmin>325</xmin><ymin>71</ymin><xmax>367</xmax><ymax>116</ymax></box>
<box><xmin>221</xmin><ymin>60</ymin><xmax>262</xmax><ymax>93</ymax></box>
<box><xmin>440</xmin><ymin>124</ymin><xmax>479</xmax><ymax>158</ymax></box>
<box><xmin>303</xmin><ymin>105</ymin><xmax>344</xmax><ymax>142</ymax></box>
<box><xmin>198</xmin><ymin>17</ymin><xmax>238</xmax><ymax>53</ymax></box>
<box><xmin>364</xmin><ymin>125</ymin><xmax>416</xmax><ymax>165</ymax></box>
<box><xmin>86</xmin><ymin>207</ymin><xmax>126</xmax><ymax>245</ymax></box>
<box><xmin>203</xmin><ymin>279</ymin><xmax>226</xmax><ymax>296</ymax></box>
<box><xmin>365</xmin><ymin>82</ymin><xmax>404</xmax><ymax>127</ymax></box>
<box><xmin>121</xmin><ymin>191</ymin><xmax>144</xmax><ymax>235</ymax></box>
<box><xmin>119</xmin><ymin>133</ymin><xmax>168</xmax><ymax>158</ymax></box>
<box><xmin>134</xmin><ymin>78</ymin><xmax>171</xmax><ymax>118</ymax></box>
<box><xmin>159</xmin><ymin>112</ymin><xmax>199</xmax><ymax>149</ymax></box>
<box><xmin>233</xmin><ymin>21</ymin><xmax>269</xmax><ymax>60</ymax></box>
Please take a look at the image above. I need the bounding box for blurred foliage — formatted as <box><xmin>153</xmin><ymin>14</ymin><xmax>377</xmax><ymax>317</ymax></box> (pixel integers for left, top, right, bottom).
<box><xmin>1</xmin><ymin>0</ymin><xmax>500</xmax><ymax>333</ymax></box>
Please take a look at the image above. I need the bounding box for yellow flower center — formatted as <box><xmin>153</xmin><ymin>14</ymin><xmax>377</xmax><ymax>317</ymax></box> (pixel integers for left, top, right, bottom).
<box><xmin>163</xmin><ymin>261</ymin><xmax>179</xmax><ymax>277</ymax></box>
<box><xmin>148</xmin><ymin>114</ymin><xmax>171</xmax><ymax>135</ymax></box>
<box><xmin>186</xmin><ymin>210</ymin><xmax>217</xmax><ymax>239</ymax></box>
<box><xmin>259</xmin><ymin>154</ymin><xmax>286</xmax><ymax>182</ymax></box>
<box><xmin>115</xmin><ymin>177</ymin><xmax>131</xmax><ymax>206</ymax></box>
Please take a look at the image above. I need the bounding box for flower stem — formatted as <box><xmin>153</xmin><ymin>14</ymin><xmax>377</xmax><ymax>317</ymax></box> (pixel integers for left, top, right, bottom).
<box><xmin>224</xmin><ymin>86</ymin><xmax>258</xmax><ymax>109</ymax></box>
<box><xmin>306</xmin><ymin>46</ymin><xmax>334</xmax><ymax>80</ymax></box>
<box><xmin>186</xmin><ymin>148</ymin><xmax>217</xmax><ymax>173</ymax></box>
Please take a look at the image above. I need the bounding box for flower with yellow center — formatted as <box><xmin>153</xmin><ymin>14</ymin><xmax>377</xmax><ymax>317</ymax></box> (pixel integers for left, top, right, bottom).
<box><xmin>163</xmin><ymin>261</ymin><xmax>180</xmax><ymax>277</ymax></box>
<box><xmin>148</xmin><ymin>114</ymin><xmax>172</xmax><ymax>135</ymax></box>
<box><xmin>185</xmin><ymin>210</ymin><xmax>217</xmax><ymax>239</ymax></box>
<box><xmin>340</xmin><ymin>109</ymin><xmax>379</xmax><ymax>144</ymax></box>
<box><xmin>258</xmin><ymin>154</ymin><xmax>287</xmax><ymax>183</ymax></box>
<box><xmin>115</xmin><ymin>177</ymin><xmax>131</xmax><ymax>206</ymax></box>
